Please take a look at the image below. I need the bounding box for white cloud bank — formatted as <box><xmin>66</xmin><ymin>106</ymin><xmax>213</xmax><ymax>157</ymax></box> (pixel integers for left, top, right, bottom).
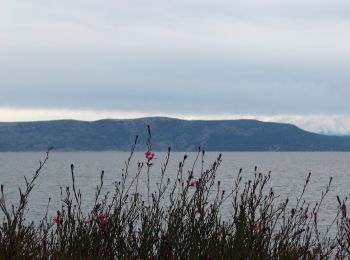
<box><xmin>0</xmin><ymin>107</ymin><xmax>349</xmax><ymax>135</ymax></box>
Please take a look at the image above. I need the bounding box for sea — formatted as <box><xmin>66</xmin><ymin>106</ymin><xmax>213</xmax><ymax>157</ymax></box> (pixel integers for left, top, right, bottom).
<box><xmin>0</xmin><ymin>151</ymin><xmax>349</xmax><ymax>234</ymax></box>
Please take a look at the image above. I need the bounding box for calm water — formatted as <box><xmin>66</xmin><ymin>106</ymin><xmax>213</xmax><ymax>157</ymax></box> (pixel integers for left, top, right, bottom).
<box><xmin>0</xmin><ymin>152</ymin><xmax>349</xmax><ymax>231</ymax></box>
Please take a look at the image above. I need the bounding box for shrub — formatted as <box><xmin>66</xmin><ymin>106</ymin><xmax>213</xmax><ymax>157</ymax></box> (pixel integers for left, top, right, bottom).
<box><xmin>0</xmin><ymin>127</ymin><xmax>348</xmax><ymax>259</ymax></box>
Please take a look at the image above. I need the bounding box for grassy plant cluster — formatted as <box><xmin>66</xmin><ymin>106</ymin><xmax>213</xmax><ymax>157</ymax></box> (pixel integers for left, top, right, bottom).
<box><xmin>0</xmin><ymin>127</ymin><xmax>349</xmax><ymax>259</ymax></box>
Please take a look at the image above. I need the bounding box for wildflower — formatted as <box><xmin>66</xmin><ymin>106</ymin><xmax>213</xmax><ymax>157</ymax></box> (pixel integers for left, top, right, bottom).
<box><xmin>98</xmin><ymin>212</ymin><xmax>108</xmax><ymax>226</ymax></box>
<box><xmin>253</xmin><ymin>223</ymin><xmax>260</xmax><ymax>232</ymax></box>
<box><xmin>189</xmin><ymin>179</ymin><xmax>198</xmax><ymax>188</ymax></box>
<box><xmin>55</xmin><ymin>216</ymin><xmax>63</xmax><ymax>225</ymax></box>
<box><xmin>55</xmin><ymin>211</ymin><xmax>63</xmax><ymax>225</ymax></box>
<box><xmin>145</xmin><ymin>150</ymin><xmax>155</xmax><ymax>161</ymax></box>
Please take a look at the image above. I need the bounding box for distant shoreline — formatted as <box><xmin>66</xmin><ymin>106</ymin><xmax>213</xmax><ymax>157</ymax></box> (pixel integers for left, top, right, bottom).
<box><xmin>1</xmin><ymin>117</ymin><xmax>350</xmax><ymax>151</ymax></box>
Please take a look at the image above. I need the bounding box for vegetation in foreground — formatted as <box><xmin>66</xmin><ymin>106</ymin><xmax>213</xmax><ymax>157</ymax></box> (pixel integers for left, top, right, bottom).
<box><xmin>0</xmin><ymin>126</ymin><xmax>349</xmax><ymax>259</ymax></box>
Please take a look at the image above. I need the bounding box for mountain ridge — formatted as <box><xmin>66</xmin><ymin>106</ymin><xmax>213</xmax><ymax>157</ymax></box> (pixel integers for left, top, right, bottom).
<box><xmin>0</xmin><ymin>117</ymin><xmax>349</xmax><ymax>151</ymax></box>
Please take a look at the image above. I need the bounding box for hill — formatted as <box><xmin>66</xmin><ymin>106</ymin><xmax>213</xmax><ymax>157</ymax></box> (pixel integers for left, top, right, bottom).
<box><xmin>0</xmin><ymin>117</ymin><xmax>350</xmax><ymax>151</ymax></box>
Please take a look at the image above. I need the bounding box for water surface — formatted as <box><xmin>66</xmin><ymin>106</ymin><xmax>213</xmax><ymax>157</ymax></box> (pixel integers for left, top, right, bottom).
<box><xmin>0</xmin><ymin>152</ymin><xmax>349</xmax><ymax>231</ymax></box>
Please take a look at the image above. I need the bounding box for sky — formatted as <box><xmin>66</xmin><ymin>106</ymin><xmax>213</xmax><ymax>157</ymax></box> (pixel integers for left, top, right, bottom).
<box><xmin>0</xmin><ymin>0</ymin><xmax>349</xmax><ymax>134</ymax></box>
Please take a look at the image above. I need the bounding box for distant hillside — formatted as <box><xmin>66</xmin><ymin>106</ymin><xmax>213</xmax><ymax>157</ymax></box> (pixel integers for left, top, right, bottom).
<box><xmin>0</xmin><ymin>117</ymin><xmax>350</xmax><ymax>151</ymax></box>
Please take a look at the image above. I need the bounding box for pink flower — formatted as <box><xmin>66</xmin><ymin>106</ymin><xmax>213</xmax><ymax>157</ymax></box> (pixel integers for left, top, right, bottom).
<box><xmin>145</xmin><ymin>150</ymin><xmax>155</xmax><ymax>161</ymax></box>
<box><xmin>189</xmin><ymin>179</ymin><xmax>198</xmax><ymax>188</ymax></box>
<box><xmin>55</xmin><ymin>211</ymin><xmax>63</xmax><ymax>225</ymax></box>
<box><xmin>98</xmin><ymin>212</ymin><xmax>108</xmax><ymax>226</ymax></box>
<box><xmin>55</xmin><ymin>216</ymin><xmax>63</xmax><ymax>225</ymax></box>
<box><xmin>253</xmin><ymin>223</ymin><xmax>260</xmax><ymax>232</ymax></box>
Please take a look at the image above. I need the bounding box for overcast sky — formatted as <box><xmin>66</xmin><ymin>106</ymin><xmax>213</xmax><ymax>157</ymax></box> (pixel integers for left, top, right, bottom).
<box><xmin>1</xmin><ymin>0</ymin><xmax>349</xmax><ymax>134</ymax></box>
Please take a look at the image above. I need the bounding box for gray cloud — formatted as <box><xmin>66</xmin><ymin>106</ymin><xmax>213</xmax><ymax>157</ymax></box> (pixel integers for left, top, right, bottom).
<box><xmin>1</xmin><ymin>54</ymin><xmax>348</xmax><ymax>114</ymax></box>
<box><xmin>0</xmin><ymin>0</ymin><xmax>349</xmax><ymax>133</ymax></box>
